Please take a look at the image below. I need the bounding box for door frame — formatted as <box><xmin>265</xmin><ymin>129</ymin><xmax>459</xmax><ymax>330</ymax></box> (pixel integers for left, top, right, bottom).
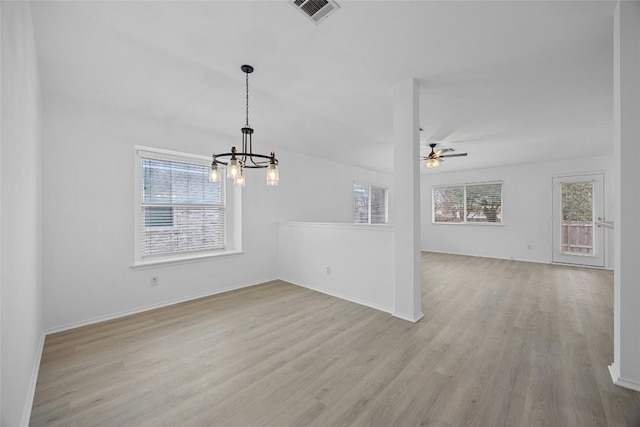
<box><xmin>551</xmin><ymin>173</ymin><xmax>605</xmax><ymax>267</ymax></box>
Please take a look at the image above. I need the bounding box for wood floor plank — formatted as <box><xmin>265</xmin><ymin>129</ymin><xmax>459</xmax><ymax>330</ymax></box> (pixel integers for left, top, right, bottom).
<box><xmin>30</xmin><ymin>253</ymin><xmax>640</xmax><ymax>426</ymax></box>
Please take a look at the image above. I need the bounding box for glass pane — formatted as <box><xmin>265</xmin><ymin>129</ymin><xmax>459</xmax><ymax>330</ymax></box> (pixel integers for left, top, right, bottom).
<box><xmin>561</xmin><ymin>182</ymin><xmax>593</xmax><ymax>255</ymax></box>
<box><xmin>142</xmin><ymin>206</ymin><xmax>225</xmax><ymax>257</ymax></box>
<box><xmin>370</xmin><ymin>186</ymin><xmax>387</xmax><ymax>224</ymax></box>
<box><xmin>145</xmin><ymin>206</ymin><xmax>174</xmax><ymax>228</ymax></box>
<box><xmin>433</xmin><ymin>186</ymin><xmax>464</xmax><ymax>223</ymax></box>
<box><xmin>353</xmin><ymin>184</ymin><xmax>370</xmax><ymax>223</ymax></box>
<box><xmin>142</xmin><ymin>158</ymin><xmax>224</xmax><ymax>206</ymax></box>
<box><xmin>465</xmin><ymin>183</ymin><xmax>502</xmax><ymax>223</ymax></box>
<box><xmin>142</xmin><ymin>159</ymin><xmax>172</xmax><ymax>204</ymax></box>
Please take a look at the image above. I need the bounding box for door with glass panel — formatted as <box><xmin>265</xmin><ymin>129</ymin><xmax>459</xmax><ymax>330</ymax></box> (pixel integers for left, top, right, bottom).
<box><xmin>552</xmin><ymin>174</ymin><xmax>604</xmax><ymax>267</ymax></box>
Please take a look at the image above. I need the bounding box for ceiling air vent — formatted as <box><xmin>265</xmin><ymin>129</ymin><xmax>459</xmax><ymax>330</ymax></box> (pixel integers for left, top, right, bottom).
<box><xmin>290</xmin><ymin>0</ymin><xmax>340</xmax><ymax>25</ymax></box>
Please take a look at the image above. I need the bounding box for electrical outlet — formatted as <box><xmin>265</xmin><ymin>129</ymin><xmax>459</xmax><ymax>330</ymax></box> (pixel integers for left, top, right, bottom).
<box><xmin>151</xmin><ymin>276</ymin><xmax>159</xmax><ymax>286</ymax></box>
<box><xmin>527</xmin><ymin>244</ymin><xmax>532</xmax><ymax>250</ymax></box>
<box><xmin>326</xmin><ymin>266</ymin><xmax>331</xmax><ymax>275</ymax></box>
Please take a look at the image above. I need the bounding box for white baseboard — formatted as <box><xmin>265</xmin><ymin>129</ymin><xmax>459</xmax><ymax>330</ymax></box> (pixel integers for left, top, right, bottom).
<box><xmin>21</xmin><ymin>332</ymin><xmax>46</xmax><ymax>427</ymax></box>
<box><xmin>392</xmin><ymin>311</ymin><xmax>424</xmax><ymax>323</ymax></box>
<box><xmin>44</xmin><ymin>278</ymin><xmax>277</xmax><ymax>335</ymax></box>
<box><xmin>421</xmin><ymin>249</ymin><xmax>613</xmax><ymax>271</ymax></box>
<box><xmin>279</xmin><ymin>278</ymin><xmax>424</xmax><ymax>322</ymax></box>
<box><xmin>422</xmin><ymin>249</ymin><xmax>551</xmax><ymax>265</ymax></box>
<box><xmin>279</xmin><ymin>276</ymin><xmax>393</xmax><ymax>315</ymax></box>
<box><xmin>609</xmin><ymin>363</ymin><xmax>640</xmax><ymax>392</ymax></box>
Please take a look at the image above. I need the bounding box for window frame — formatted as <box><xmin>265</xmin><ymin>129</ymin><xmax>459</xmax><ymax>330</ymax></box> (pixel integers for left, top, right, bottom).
<box><xmin>432</xmin><ymin>181</ymin><xmax>503</xmax><ymax>225</ymax></box>
<box><xmin>353</xmin><ymin>182</ymin><xmax>389</xmax><ymax>224</ymax></box>
<box><xmin>132</xmin><ymin>146</ymin><xmax>243</xmax><ymax>269</ymax></box>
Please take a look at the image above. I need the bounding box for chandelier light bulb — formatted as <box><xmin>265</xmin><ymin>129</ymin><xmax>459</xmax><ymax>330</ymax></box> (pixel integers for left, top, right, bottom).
<box><xmin>234</xmin><ymin>169</ymin><xmax>246</xmax><ymax>187</ymax></box>
<box><xmin>208</xmin><ymin>163</ymin><xmax>220</xmax><ymax>182</ymax></box>
<box><xmin>266</xmin><ymin>164</ymin><xmax>279</xmax><ymax>186</ymax></box>
<box><xmin>227</xmin><ymin>158</ymin><xmax>241</xmax><ymax>179</ymax></box>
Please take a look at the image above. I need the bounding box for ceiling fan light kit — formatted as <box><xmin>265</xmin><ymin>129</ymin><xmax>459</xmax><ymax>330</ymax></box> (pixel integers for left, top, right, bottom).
<box><xmin>426</xmin><ymin>157</ymin><xmax>440</xmax><ymax>168</ymax></box>
<box><xmin>209</xmin><ymin>65</ymin><xmax>279</xmax><ymax>187</ymax></box>
<box><xmin>422</xmin><ymin>142</ymin><xmax>467</xmax><ymax>169</ymax></box>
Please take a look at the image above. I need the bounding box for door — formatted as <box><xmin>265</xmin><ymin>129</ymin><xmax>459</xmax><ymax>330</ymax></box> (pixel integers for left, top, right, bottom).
<box><xmin>552</xmin><ymin>174</ymin><xmax>605</xmax><ymax>267</ymax></box>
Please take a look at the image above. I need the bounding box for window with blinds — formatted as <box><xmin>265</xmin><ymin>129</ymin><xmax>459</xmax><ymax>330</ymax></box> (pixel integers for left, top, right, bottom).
<box><xmin>353</xmin><ymin>183</ymin><xmax>388</xmax><ymax>224</ymax></box>
<box><xmin>433</xmin><ymin>182</ymin><xmax>502</xmax><ymax>223</ymax></box>
<box><xmin>140</xmin><ymin>157</ymin><xmax>226</xmax><ymax>258</ymax></box>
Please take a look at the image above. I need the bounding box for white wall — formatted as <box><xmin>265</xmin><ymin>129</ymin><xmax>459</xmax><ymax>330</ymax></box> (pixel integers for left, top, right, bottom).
<box><xmin>40</xmin><ymin>95</ymin><xmax>394</xmax><ymax>331</ymax></box>
<box><xmin>41</xmin><ymin>96</ymin><xmax>280</xmax><ymax>331</ymax></box>
<box><xmin>611</xmin><ymin>0</ymin><xmax>640</xmax><ymax>392</ymax></box>
<box><xmin>272</xmin><ymin>149</ymin><xmax>393</xmax><ymax>223</ymax></box>
<box><xmin>421</xmin><ymin>156</ymin><xmax>614</xmax><ymax>268</ymax></box>
<box><xmin>1</xmin><ymin>2</ymin><xmax>44</xmax><ymax>426</ymax></box>
<box><xmin>272</xmin><ymin>150</ymin><xmax>395</xmax><ymax>316</ymax></box>
<box><xmin>392</xmin><ymin>79</ymin><xmax>422</xmax><ymax>322</ymax></box>
<box><xmin>278</xmin><ymin>223</ymin><xmax>394</xmax><ymax>313</ymax></box>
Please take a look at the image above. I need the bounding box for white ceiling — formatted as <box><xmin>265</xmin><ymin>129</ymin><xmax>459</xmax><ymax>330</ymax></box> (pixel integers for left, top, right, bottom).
<box><xmin>30</xmin><ymin>1</ymin><xmax>615</xmax><ymax>174</ymax></box>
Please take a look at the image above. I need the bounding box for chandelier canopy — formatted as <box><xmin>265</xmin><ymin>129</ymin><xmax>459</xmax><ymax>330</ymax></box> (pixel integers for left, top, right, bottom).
<box><xmin>209</xmin><ymin>65</ymin><xmax>279</xmax><ymax>187</ymax></box>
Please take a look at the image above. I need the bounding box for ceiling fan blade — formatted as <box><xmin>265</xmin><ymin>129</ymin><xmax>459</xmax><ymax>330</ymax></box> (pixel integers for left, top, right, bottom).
<box><xmin>438</xmin><ymin>153</ymin><xmax>468</xmax><ymax>158</ymax></box>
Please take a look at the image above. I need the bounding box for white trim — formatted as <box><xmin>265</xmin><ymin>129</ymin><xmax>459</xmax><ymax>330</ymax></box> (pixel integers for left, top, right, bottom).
<box><xmin>392</xmin><ymin>311</ymin><xmax>424</xmax><ymax>323</ymax></box>
<box><xmin>549</xmin><ymin>170</ymin><xmax>609</xmax><ymax>182</ymax></box>
<box><xmin>432</xmin><ymin>179</ymin><xmax>504</xmax><ymax>189</ymax></box>
<box><xmin>353</xmin><ymin>179</ymin><xmax>389</xmax><ymax>191</ymax></box>
<box><xmin>21</xmin><ymin>333</ymin><xmax>46</xmax><ymax>427</ymax></box>
<box><xmin>44</xmin><ymin>279</ymin><xmax>274</xmax><ymax>334</ymax></box>
<box><xmin>609</xmin><ymin>363</ymin><xmax>640</xmax><ymax>392</ymax></box>
<box><xmin>420</xmin><ymin>249</ymin><xmax>614</xmax><ymax>271</ymax></box>
<box><xmin>131</xmin><ymin>250</ymin><xmax>244</xmax><ymax>270</ymax></box>
<box><xmin>422</xmin><ymin>248</ymin><xmax>544</xmax><ymax>263</ymax></box>
<box><xmin>134</xmin><ymin>145</ymin><xmax>211</xmax><ymax>164</ymax></box>
<box><xmin>279</xmin><ymin>276</ymin><xmax>394</xmax><ymax>314</ymax></box>
<box><xmin>432</xmin><ymin>222</ymin><xmax>505</xmax><ymax>227</ymax></box>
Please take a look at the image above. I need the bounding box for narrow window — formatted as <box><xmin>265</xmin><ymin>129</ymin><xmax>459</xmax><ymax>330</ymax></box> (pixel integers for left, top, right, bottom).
<box><xmin>354</xmin><ymin>183</ymin><xmax>388</xmax><ymax>224</ymax></box>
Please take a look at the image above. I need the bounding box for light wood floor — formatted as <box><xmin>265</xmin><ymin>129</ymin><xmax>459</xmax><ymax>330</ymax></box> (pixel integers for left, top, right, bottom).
<box><xmin>31</xmin><ymin>253</ymin><xmax>640</xmax><ymax>426</ymax></box>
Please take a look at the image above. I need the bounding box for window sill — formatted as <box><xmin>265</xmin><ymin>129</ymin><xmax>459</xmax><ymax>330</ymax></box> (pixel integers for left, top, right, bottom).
<box><xmin>131</xmin><ymin>250</ymin><xmax>244</xmax><ymax>270</ymax></box>
<box><xmin>432</xmin><ymin>222</ymin><xmax>505</xmax><ymax>226</ymax></box>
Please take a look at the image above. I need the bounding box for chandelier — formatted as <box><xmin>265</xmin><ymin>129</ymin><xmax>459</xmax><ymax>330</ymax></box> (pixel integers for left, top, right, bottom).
<box><xmin>208</xmin><ymin>65</ymin><xmax>279</xmax><ymax>187</ymax></box>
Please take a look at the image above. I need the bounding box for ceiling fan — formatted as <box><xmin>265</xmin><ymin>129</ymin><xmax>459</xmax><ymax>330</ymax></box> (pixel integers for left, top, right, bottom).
<box><xmin>421</xmin><ymin>143</ymin><xmax>468</xmax><ymax>168</ymax></box>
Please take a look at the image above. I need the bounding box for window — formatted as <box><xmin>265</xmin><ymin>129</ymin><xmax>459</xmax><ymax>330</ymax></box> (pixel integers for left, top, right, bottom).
<box><xmin>135</xmin><ymin>147</ymin><xmax>235</xmax><ymax>265</ymax></box>
<box><xmin>433</xmin><ymin>182</ymin><xmax>502</xmax><ymax>223</ymax></box>
<box><xmin>353</xmin><ymin>183</ymin><xmax>388</xmax><ymax>224</ymax></box>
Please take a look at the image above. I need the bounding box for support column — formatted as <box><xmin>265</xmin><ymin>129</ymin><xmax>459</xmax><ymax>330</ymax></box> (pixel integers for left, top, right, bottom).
<box><xmin>610</xmin><ymin>0</ymin><xmax>640</xmax><ymax>392</ymax></box>
<box><xmin>392</xmin><ymin>79</ymin><xmax>423</xmax><ymax>322</ymax></box>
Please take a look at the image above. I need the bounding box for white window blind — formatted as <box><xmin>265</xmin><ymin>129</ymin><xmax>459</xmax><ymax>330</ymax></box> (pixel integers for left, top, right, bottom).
<box><xmin>465</xmin><ymin>183</ymin><xmax>502</xmax><ymax>223</ymax></box>
<box><xmin>141</xmin><ymin>157</ymin><xmax>225</xmax><ymax>257</ymax></box>
<box><xmin>433</xmin><ymin>182</ymin><xmax>502</xmax><ymax>224</ymax></box>
<box><xmin>353</xmin><ymin>183</ymin><xmax>388</xmax><ymax>224</ymax></box>
<box><xmin>433</xmin><ymin>186</ymin><xmax>464</xmax><ymax>223</ymax></box>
